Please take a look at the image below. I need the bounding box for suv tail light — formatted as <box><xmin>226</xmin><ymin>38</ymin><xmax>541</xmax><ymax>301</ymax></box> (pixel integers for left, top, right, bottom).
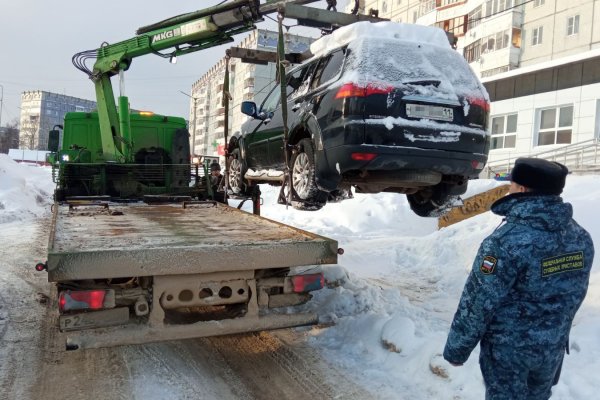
<box><xmin>335</xmin><ymin>83</ymin><xmax>394</xmax><ymax>99</ymax></box>
<box><xmin>468</xmin><ymin>97</ymin><xmax>490</xmax><ymax>113</ymax></box>
<box><xmin>291</xmin><ymin>273</ymin><xmax>324</xmax><ymax>293</ymax></box>
<box><xmin>59</xmin><ymin>289</ymin><xmax>115</xmax><ymax>312</ymax></box>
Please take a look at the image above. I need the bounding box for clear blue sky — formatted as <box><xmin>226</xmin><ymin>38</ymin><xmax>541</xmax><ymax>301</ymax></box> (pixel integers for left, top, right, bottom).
<box><xmin>0</xmin><ymin>0</ymin><xmax>348</xmax><ymax>126</ymax></box>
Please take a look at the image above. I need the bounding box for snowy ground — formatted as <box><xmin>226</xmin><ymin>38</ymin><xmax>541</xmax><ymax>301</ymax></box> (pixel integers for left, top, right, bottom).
<box><xmin>1</xmin><ymin>153</ymin><xmax>599</xmax><ymax>399</ymax></box>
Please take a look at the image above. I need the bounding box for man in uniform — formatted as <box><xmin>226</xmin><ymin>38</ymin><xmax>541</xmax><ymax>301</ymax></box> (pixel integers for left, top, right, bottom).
<box><xmin>443</xmin><ymin>158</ymin><xmax>594</xmax><ymax>399</ymax></box>
<box><xmin>209</xmin><ymin>162</ymin><xmax>226</xmax><ymax>204</ymax></box>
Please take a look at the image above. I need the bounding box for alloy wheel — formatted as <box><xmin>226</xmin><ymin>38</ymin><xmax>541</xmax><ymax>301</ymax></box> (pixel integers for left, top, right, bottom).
<box><xmin>292</xmin><ymin>152</ymin><xmax>311</xmax><ymax>199</ymax></box>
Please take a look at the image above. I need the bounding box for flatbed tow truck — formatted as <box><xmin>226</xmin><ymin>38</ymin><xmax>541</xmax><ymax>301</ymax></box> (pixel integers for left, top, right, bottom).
<box><xmin>48</xmin><ymin>200</ymin><xmax>337</xmax><ymax>350</ymax></box>
<box><xmin>37</xmin><ymin>0</ymin><xmax>377</xmax><ymax>350</ymax></box>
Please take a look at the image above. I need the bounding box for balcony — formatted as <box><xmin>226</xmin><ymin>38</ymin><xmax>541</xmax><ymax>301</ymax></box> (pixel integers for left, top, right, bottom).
<box><xmin>465</xmin><ymin>8</ymin><xmax>523</xmax><ymax>46</ymax></box>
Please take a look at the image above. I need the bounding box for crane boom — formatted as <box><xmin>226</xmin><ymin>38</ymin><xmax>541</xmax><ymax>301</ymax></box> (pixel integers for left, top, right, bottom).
<box><xmin>73</xmin><ymin>0</ymin><xmax>261</xmax><ymax>162</ymax></box>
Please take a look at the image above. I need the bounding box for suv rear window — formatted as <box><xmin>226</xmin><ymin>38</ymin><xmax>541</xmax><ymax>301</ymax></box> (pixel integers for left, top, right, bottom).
<box><xmin>345</xmin><ymin>38</ymin><xmax>483</xmax><ymax>98</ymax></box>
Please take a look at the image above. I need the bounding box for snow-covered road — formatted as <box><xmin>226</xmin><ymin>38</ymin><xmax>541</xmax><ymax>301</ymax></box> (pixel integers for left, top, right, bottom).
<box><xmin>0</xmin><ymin>218</ymin><xmax>370</xmax><ymax>400</ymax></box>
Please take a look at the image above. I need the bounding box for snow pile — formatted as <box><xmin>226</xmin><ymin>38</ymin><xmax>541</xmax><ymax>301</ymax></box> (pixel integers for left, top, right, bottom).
<box><xmin>0</xmin><ymin>154</ymin><xmax>55</xmax><ymax>224</ymax></box>
<box><xmin>235</xmin><ymin>176</ymin><xmax>600</xmax><ymax>400</ymax></box>
<box><xmin>1</xmin><ymin>156</ymin><xmax>598</xmax><ymax>399</ymax></box>
<box><xmin>309</xmin><ymin>21</ymin><xmax>451</xmax><ymax>57</ymax></box>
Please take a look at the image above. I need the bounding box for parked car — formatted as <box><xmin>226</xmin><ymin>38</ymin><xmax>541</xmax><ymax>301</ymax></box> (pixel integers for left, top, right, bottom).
<box><xmin>228</xmin><ymin>21</ymin><xmax>490</xmax><ymax>215</ymax></box>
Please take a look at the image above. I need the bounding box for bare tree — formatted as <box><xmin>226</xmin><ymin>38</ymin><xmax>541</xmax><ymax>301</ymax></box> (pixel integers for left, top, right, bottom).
<box><xmin>19</xmin><ymin>119</ymin><xmax>38</xmax><ymax>150</ymax></box>
<box><xmin>0</xmin><ymin>118</ymin><xmax>20</xmax><ymax>153</ymax></box>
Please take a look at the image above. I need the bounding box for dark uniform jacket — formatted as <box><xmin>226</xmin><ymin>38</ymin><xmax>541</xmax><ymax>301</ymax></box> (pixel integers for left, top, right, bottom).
<box><xmin>444</xmin><ymin>193</ymin><xmax>594</xmax><ymax>364</ymax></box>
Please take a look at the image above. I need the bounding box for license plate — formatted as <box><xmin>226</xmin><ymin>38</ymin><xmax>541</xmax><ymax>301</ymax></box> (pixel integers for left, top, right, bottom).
<box><xmin>60</xmin><ymin>307</ymin><xmax>129</xmax><ymax>331</ymax></box>
<box><xmin>406</xmin><ymin>104</ymin><xmax>454</xmax><ymax>121</ymax></box>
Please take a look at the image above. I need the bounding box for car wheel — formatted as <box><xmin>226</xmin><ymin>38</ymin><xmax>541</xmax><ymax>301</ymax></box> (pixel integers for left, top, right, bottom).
<box><xmin>290</xmin><ymin>139</ymin><xmax>328</xmax><ymax>211</ymax></box>
<box><xmin>407</xmin><ymin>183</ymin><xmax>461</xmax><ymax>217</ymax></box>
<box><xmin>228</xmin><ymin>148</ymin><xmax>248</xmax><ymax>195</ymax></box>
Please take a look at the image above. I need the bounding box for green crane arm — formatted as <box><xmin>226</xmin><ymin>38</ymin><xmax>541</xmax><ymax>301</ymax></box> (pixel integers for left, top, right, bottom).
<box><xmin>73</xmin><ymin>0</ymin><xmax>261</xmax><ymax>162</ymax></box>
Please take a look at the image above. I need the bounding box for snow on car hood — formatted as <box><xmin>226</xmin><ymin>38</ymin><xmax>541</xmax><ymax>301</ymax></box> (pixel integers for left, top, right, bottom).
<box><xmin>310</xmin><ymin>22</ymin><xmax>489</xmax><ymax>103</ymax></box>
<box><xmin>344</xmin><ymin>37</ymin><xmax>485</xmax><ymax>102</ymax></box>
<box><xmin>309</xmin><ymin>21</ymin><xmax>451</xmax><ymax>56</ymax></box>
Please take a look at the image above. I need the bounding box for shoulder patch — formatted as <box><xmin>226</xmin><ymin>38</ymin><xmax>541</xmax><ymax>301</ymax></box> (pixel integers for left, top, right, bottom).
<box><xmin>541</xmin><ymin>251</ymin><xmax>585</xmax><ymax>277</ymax></box>
<box><xmin>480</xmin><ymin>256</ymin><xmax>497</xmax><ymax>275</ymax></box>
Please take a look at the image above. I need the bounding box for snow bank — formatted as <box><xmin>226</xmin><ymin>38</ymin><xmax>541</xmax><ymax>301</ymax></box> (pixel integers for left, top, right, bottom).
<box><xmin>309</xmin><ymin>21</ymin><xmax>451</xmax><ymax>57</ymax></box>
<box><xmin>235</xmin><ymin>176</ymin><xmax>600</xmax><ymax>400</ymax></box>
<box><xmin>0</xmin><ymin>154</ymin><xmax>54</xmax><ymax>224</ymax></box>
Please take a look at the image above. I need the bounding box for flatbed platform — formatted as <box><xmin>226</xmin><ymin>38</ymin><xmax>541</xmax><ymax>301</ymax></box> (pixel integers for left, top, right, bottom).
<box><xmin>47</xmin><ymin>201</ymin><xmax>338</xmax><ymax>282</ymax></box>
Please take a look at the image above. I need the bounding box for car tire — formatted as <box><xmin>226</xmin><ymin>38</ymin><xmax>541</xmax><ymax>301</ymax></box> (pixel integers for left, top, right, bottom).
<box><xmin>228</xmin><ymin>148</ymin><xmax>249</xmax><ymax>196</ymax></box>
<box><xmin>407</xmin><ymin>183</ymin><xmax>461</xmax><ymax>217</ymax></box>
<box><xmin>290</xmin><ymin>139</ymin><xmax>328</xmax><ymax>211</ymax></box>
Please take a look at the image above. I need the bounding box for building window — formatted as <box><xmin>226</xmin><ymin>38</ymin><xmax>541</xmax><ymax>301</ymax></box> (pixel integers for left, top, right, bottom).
<box><xmin>495</xmin><ymin>30</ymin><xmax>510</xmax><ymax>50</ymax></box>
<box><xmin>533</xmin><ymin>0</ymin><xmax>544</xmax><ymax>6</ymax></box>
<box><xmin>382</xmin><ymin>1</ymin><xmax>388</xmax><ymax>13</ymax></box>
<box><xmin>468</xmin><ymin>5</ymin><xmax>482</xmax><ymax>30</ymax></box>
<box><xmin>435</xmin><ymin>15</ymin><xmax>467</xmax><ymax>36</ymax></box>
<box><xmin>512</xmin><ymin>28</ymin><xmax>522</xmax><ymax>48</ymax></box>
<box><xmin>567</xmin><ymin>15</ymin><xmax>580</xmax><ymax>36</ymax></box>
<box><xmin>491</xmin><ymin>113</ymin><xmax>517</xmax><ymax>149</ymax></box>
<box><xmin>486</xmin><ymin>0</ymin><xmax>513</xmax><ymax>16</ymax></box>
<box><xmin>532</xmin><ymin>26</ymin><xmax>543</xmax><ymax>46</ymax></box>
<box><xmin>413</xmin><ymin>10</ymin><xmax>418</xmax><ymax>23</ymax></box>
<box><xmin>537</xmin><ymin>106</ymin><xmax>573</xmax><ymax>146</ymax></box>
<box><xmin>463</xmin><ymin>39</ymin><xmax>481</xmax><ymax>63</ymax></box>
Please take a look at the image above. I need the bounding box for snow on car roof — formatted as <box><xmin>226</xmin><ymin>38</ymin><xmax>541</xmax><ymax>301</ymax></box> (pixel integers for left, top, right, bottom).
<box><xmin>309</xmin><ymin>21</ymin><xmax>451</xmax><ymax>57</ymax></box>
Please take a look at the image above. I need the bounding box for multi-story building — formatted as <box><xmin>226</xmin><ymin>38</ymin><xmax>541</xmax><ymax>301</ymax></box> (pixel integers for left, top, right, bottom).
<box><xmin>350</xmin><ymin>0</ymin><xmax>600</xmax><ymax>169</ymax></box>
<box><xmin>189</xmin><ymin>29</ymin><xmax>313</xmax><ymax>157</ymax></box>
<box><xmin>19</xmin><ymin>91</ymin><xmax>96</xmax><ymax>150</ymax></box>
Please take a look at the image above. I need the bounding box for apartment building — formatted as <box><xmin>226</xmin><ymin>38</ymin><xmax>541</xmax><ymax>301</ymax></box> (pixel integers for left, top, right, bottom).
<box><xmin>189</xmin><ymin>29</ymin><xmax>313</xmax><ymax>157</ymax></box>
<box><xmin>19</xmin><ymin>91</ymin><xmax>95</xmax><ymax>150</ymax></box>
<box><xmin>351</xmin><ymin>0</ymin><xmax>600</xmax><ymax>166</ymax></box>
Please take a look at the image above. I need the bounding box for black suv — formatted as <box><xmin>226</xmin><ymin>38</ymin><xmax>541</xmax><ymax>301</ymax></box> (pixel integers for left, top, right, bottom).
<box><xmin>228</xmin><ymin>22</ymin><xmax>490</xmax><ymax>215</ymax></box>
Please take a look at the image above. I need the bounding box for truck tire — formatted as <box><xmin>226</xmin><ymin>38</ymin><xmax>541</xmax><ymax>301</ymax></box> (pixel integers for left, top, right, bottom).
<box><xmin>290</xmin><ymin>139</ymin><xmax>328</xmax><ymax>211</ymax></box>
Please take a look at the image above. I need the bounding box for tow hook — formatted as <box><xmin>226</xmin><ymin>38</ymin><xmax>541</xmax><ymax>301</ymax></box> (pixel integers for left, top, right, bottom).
<box><xmin>35</xmin><ymin>261</ymin><xmax>48</xmax><ymax>272</ymax></box>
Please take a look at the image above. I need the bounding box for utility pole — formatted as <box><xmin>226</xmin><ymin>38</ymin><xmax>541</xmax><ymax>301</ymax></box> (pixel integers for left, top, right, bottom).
<box><xmin>0</xmin><ymin>84</ymin><xmax>4</xmax><ymax>128</ymax></box>
<box><xmin>179</xmin><ymin>90</ymin><xmax>199</xmax><ymax>156</ymax></box>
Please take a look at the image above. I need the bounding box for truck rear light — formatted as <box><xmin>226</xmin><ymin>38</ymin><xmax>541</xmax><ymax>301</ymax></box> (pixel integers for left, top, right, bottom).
<box><xmin>291</xmin><ymin>273</ymin><xmax>324</xmax><ymax>293</ymax></box>
<box><xmin>335</xmin><ymin>83</ymin><xmax>394</xmax><ymax>99</ymax></box>
<box><xmin>351</xmin><ymin>152</ymin><xmax>378</xmax><ymax>161</ymax></box>
<box><xmin>59</xmin><ymin>290</ymin><xmax>115</xmax><ymax>312</ymax></box>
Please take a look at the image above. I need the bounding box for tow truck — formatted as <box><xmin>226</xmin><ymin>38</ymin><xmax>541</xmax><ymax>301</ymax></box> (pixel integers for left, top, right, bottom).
<box><xmin>40</xmin><ymin>0</ymin><xmax>365</xmax><ymax>350</ymax></box>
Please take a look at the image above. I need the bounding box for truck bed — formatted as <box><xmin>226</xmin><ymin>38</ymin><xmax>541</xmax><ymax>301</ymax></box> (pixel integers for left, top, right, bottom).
<box><xmin>47</xmin><ymin>201</ymin><xmax>338</xmax><ymax>282</ymax></box>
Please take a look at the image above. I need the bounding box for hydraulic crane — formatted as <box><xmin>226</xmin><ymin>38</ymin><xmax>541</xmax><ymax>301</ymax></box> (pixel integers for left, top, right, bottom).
<box><xmin>71</xmin><ymin>0</ymin><xmax>262</xmax><ymax>163</ymax></box>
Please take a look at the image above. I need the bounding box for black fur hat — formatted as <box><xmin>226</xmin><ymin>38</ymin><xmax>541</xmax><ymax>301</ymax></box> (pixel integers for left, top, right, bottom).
<box><xmin>210</xmin><ymin>162</ymin><xmax>221</xmax><ymax>171</ymax></box>
<box><xmin>510</xmin><ymin>158</ymin><xmax>568</xmax><ymax>195</ymax></box>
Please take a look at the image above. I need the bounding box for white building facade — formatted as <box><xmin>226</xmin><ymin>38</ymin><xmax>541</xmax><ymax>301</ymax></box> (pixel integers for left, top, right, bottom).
<box><xmin>189</xmin><ymin>29</ymin><xmax>313</xmax><ymax>157</ymax></box>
